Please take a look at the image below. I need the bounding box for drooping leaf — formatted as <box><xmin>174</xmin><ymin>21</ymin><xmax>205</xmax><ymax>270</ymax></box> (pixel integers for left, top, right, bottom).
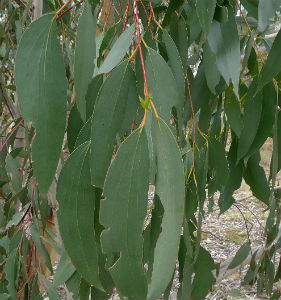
<box><xmin>225</xmin><ymin>90</ymin><xmax>243</xmax><ymax>137</ymax></box>
<box><xmin>145</xmin><ymin>48</ymin><xmax>179</xmax><ymax>123</ymax></box>
<box><xmin>207</xmin><ymin>11</ymin><xmax>240</xmax><ymax>95</ymax></box>
<box><xmin>203</xmin><ymin>42</ymin><xmax>221</xmax><ymax>94</ymax></box>
<box><xmin>259</xmin><ymin>29</ymin><xmax>281</xmax><ymax>90</ymax></box>
<box><xmin>243</xmin><ymin>152</ymin><xmax>270</xmax><ymax>205</ymax></box>
<box><xmin>57</xmin><ymin>141</ymin><xmax>103</xmax><ymax>290</ymax></box>
<box><xmin>67</xmin><ymin>104</ymin><xmax>84</xmax><ymax>153</ymax></box>
<box><xmin>85</xmin><ymin>75</ymin><xmax>103</xmax><ymax>121</ymax></box>
<box><xmin>245</xmin><ymin>83</ymin><xmax>276</xmax><ymax>160</ymax></box>
<box><xmin>101</xmin><ymin>128</ymin><xmax>149</xmax><ymax>299</ymax></box>
<box><xmin>190</xmin><ymin>66</ymin><xmax>211</xmax><ymax>115</ymax></box>
<box><xmin>219</xmin><ymin>140</ymin><xmax>243</xmax><ymax>214</ymax></box>
<box><xmin>196</xmin><ymin>0</ymin><xmax>216</xmax><ymax>36</ymax></box>
<box><xmin>52</xmin><ymin>251</ymin><xmax>75</xmax><ymax>287</ymax></box>
<box><xmin>147</xmin><ymin>118</ymin><xmax>185</xmax><ymax>300</ymax></box>
<box><xmin>237</xmin><ymin>91</ymin><xmax>263</xmax><ymax>161</ymax></box>
<box><xmin>30</xmin><ymin>216</ymin><xmax>53</xmax><ymax>274</ymax></box>
<box><xmin>258</xmin><ymin>0</ymin><xmax>281</xmax><ymax>32</ymax></box>
<box><xmin>97</xmin><ymin>25</ymin><xmax>135</xmax><ymax>74</ymax></box>
<box><xmin>4</xmin><ymin>248</ymin><xmax>19</xmax><ymax>300</ymax></box>
<box><xmin>208</xmin><ymin>137</ymin><xmax>229</xmax><ymax>190</ymax></box>
<box><xmin>6</xmin><ymin>203</ymin><xmax>30</xmax><ymax>230</ymax></box>
<box><xmin>191</xmin><ymin>246</ymin><xmax>215</xmax><ymax>299</ymax></box>
<box><xmin>74</xmin><ymin>1</ymin><xmax>96</xmax><ymax>121</ymax></box>
<box><xmin>228</xmin><ymin>242</ymin><xmax>251</xmax><ymax>269</ymax></box>
<box><xmin>65</xmin><ymin>272</ymin><xmax>81</xmax><ymax>300</ymax></box>
<box><xmin>162</xmin><ymin>30</ymin><xmax>185</xmax><ymax>106</ymax></box>
<box><xmin>75</xmin><ymin>117</ymin><xmax>92</xmax><ymax>148</ymax></box>
<box><xmin>91</xmin><ymin>60</ymin><xmax>132</xmax><ymax>187</ymax></box>
<box><xmin>15</xmin><ymin>14</ymin><xmax>67</xmax><ymax>194</ymax></box>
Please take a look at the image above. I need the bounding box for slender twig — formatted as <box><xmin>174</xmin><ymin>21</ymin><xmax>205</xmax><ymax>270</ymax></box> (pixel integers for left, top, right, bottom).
<box><xmin>55</xmin><ymin>0</ymin><xmax>72</xmax><ymax>16</ymax></box>
<box><xmin>56</xmin><ymin>0</ymin><xmax>84</xmax><ymax>21</ymax></box>
<box><xmin>123</xmin><ymin>0</ymin><xmax>131</xmax><ymax>31</ymax></box>
<box><xmin>149</xmin><ymin>2</ymin><xmax>163</xmax><ymax>30</ymax></box>
<box><xmin>235</xmin><ymin>0</ymin><xmax>265</xmax><ymax>64</ymax></box>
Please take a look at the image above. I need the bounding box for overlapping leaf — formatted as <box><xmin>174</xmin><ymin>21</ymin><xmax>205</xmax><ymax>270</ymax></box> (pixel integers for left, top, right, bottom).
<box><xmin>207</xmin><ymin>11</ymin><xmax>240</xmax><ymax>95</ymax></box>
<box><xmin>145</xmin><ymin>48</ymin><xmax>179</xmax><ymax>123</ymax></box>
<box><xmin>57</xmin><ymin>141</ymin><xmax>103</xmax><ymax>290</ymax></box>
<box><xmin>91</xmin><ymin>60</ymin><xmax>133</xmax><ymax>187</ymax></box>
<box><xmin>15</xmin><ymin>14</ymin><xmax>67</xmax><ymax>194</ymax></box>
<box><xmin>97</xmin><ymin>25</ymin><xmax>135</xmax><ymax>74</ymax></box>
<box><xmin>147</xmin><ymin>118</ymin><xmax>185</xmax><ymax>300</ymax></box>
<box><xmin>74</xmin><ymin>2</ymin><xmax>96</xmax><ymax>121</ymax></box>
<box><xmin>100</xmin><ymin>128</ymin><xmax>149</xmax><ymax>299</ymax></box>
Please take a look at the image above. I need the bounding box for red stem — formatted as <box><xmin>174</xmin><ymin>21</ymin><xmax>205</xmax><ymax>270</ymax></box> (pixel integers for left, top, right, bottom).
<box><xmin>119</xmin><ymin>0</ymin><xmax>123</xmax><ymax>16</ymax></box>
<box><xmin>123</xmin><ymin>0</ymin><xmax>131</xmax><ymax>31</ymax></box>
<box><xmin>134</xmin><ymin>0</ymin><xmax>148</xmax><ymax>97</ymax></box>
<box><xmin>56</xmin><ymin>0</ymin><xmax>84</xmax><ymax>21</ymax></box>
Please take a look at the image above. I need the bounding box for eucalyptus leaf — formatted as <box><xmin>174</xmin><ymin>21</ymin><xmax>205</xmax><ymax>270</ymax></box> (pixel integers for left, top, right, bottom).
<box><xmin>15</xmin><ymin>14</ymin><xmax>67</xmax><ymax>194</ymax></box>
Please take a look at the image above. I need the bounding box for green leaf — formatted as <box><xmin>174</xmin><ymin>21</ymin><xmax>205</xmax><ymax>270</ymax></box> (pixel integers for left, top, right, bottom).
<box><xmin>162</xmin><ymin>30</ymin><xmax>185</xmax><ymax>106</ymax></box>
<box><xmin>6</xmin><ymin>203</ymin><xmax>30</xmax><ymax>230</ymax></box>
<box><xmin>30</xmin><ymin>217</ymin><xmax>53</xmax><ymax>274</ymax></box>
<box><xmin>207</xmin><ymin>12</ymin><xmax>240</xmax><ymax>95</ymax></box>
<box><xmin>75</xmin><ymin>117</ymin><xmax>92</xmax><ymax>149</ymax></box>
<box><xmin>237</xmin><ymin>91</ymin><xmax>263</xmax><ymax>161</ymax></box>
<box><xmin>258</xmin><ymin>0</ymin><xmax>281</xmax><ymax>32</ymax></box>
<box><xmin>79</xmin><ymin>278</ymin><xmax>90</xmax><ymax>300</ymax></box>
<box><xmin>225</xmin><ymin>90</ymin><xmax>243</xmax><ymax>137</ymax></box>
<box><xmin>4</xmin><ymin>248</ymin><xmax>19</xmax><ymax>300</ymax></box>
<box><xmin>219</xmin><ymin>140</ymin><xmax>243</xmax><ymax>214</ymax></box>
<box><xmin>52</xmin><ymin>251</ymin><xmax>75</xmax><ymax>287</ymax></box>
<box><xmin>259</xmin><ymin>29</ymin><xmax>281</xmax><ymax>90</ymax></box>
<box><xmin>243</xmin><ymin>152</ymin><xmax>270</xmax><ymax>205</ymax></box>
<box><xmin>147</xmin><ymin>118</ymin><xmax>185</xmax><ymax>300</ymax></box>
<box><xmin>196</xmin><ymin>0</ymin><xmax>216</xmax><ymax>36</ymax></box>
<box><xmin>85</xmin><ymin>75</ymin><xmax>103</xmax><ymax>121</ymax></box>
<box><xmin>91</xmin><ymin>60</ymin><xmax>132</xmax><ymax>187</ymax></box>
<box><xmin>101</xmin><ymin>128</ymin><xmax>149</xmax><ymax>299</ymax></box>
<box><xmin>97</xmin><ymin>25</ymin><xmax>135</xmax><ymax>74</ymax></box>
<box><xmin>228</xmin><ymin>242</ymin><xmax>250</xmax><ymax>269</ymax></box>
<box><xmin>74</xmin><ymin>1</ymin><xmax>96</xmax><ymax>121</ymax></box>
<box><xmin>5</xmin><ymin>154</ymin><xmax>22</xmax><ymax>193</ymax></box>
<box><xmin>208</xmin><ymin>137</ymin><xmax>229</xmax><ymax>190</ymax></box>
<box><xmin>57</xmin><ymin>142</ymin><xmax>103</xmax><ymax>290</ymax></box>
<box><xmin>245</xmin><ymin>83</ymin><xmax>276</xmax><ymax>160</ymax></box>
<box><xmin>145</xmin><ymin>48</ymin><xmax>179</xmax><ymax>123</ymax></box>
<box><xmin>15</xmin><ymin>14</ymin><xmax>67</xmax><ymax>194</ymax></box>
<box><xmin>191</xmin><ymin>246</ymin><xmax>215</xmax><ymax>299</ymax></box>
<box><xmin>67</xmin><ymin>104</ymin><xmax>83</xmax><ymax>153</ymax></box>
<box><xmin>65</xmin><ymin>272</ymin><xmax>81</xmax><ymax>300</ymax></box>
<box><xmin>203</xmin><ymin>42</ymin><xmax>221</xmax><ymax>94</ymax></box>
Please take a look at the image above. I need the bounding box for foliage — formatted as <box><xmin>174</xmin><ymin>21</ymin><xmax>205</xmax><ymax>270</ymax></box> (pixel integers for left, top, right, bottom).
<box><xmin>0</xmin><ymin>0</ymin><xmax>281</xmax><ymax>299</ymax></box>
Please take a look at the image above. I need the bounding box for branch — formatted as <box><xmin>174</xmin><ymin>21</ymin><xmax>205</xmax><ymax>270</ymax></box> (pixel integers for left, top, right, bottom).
<box><xmin>0</xmin><ymin>75</ymin><xmax>18</xmax><ymax>118</ymax></box>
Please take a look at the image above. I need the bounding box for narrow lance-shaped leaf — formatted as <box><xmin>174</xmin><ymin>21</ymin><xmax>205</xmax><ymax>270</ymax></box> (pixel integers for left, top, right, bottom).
<box><xmin>97</xmin><ymin>25</ymin><xmax>135</xmax><ymax>74</ymax></box>
<box><xmin>207</xmin><ymin>11</ymin><xmax>240</xmax><ymax>95</ymax></box>
<box><xmin>259</xmin><ymin>28</ymin><xmax>281</xmax><ymax>90</ymax></box>
<box><xmin>237</xmin><ymin>90</ymin><xmax>263</xmax><ymax>161</ymax></box>
<box><xmin>74</xmin><ymin>2</ymin><xmax>96</xmax><ymax>121</ymax></box>
<box><xmin>101</xmin><ymin>128</ymin><xmax>149</xmax><ymax>299</ymax></box>
<box><xmin>148</xmin><ymin>118</ymin><xmax>185</xmax><ymax>300</ymax></box>
<box><xmin>145</xmin><ymin>48</ymin><xmax>179</xmax><ymax>123</ymax></box>
<box><xmin>91</xmin><ymin>60</ymin><xmax>132</xmax><ymax>187</ymax></box>
<box><xmin>57</xmin><ymin>141</ymin><xmax>103</xmax><ymax>290</ymax></box>
<box><xmin>15</xmin><ymin>14</ymin><xmax>67</xmax><ymax>194</ymax></box>
<box><xmin>4</xmin><ymin>248</ymin><xmax>19</xmax><ymax>300</ymax></box>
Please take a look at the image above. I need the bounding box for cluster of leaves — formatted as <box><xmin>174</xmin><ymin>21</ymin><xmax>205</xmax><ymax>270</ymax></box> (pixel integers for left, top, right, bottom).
<box><xmin>1</xmin><ymin>0</ymin><xmax>281</xmax><ymax>299</ymax></box>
